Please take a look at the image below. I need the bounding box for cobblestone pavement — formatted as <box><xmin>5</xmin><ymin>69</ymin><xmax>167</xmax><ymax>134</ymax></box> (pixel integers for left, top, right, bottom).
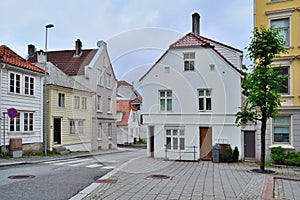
<box><xmin>79</xmin><ymin>157</ymin><xmax>300</xmax><ymax>200</ymax></box>
<box><xmin>275</xmin><ymin>178</ymin><xmax>300</xmax><ymax>200</ymax></box>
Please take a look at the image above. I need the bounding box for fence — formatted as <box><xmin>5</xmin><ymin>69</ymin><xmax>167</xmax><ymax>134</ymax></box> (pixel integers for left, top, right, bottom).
<box><xmin>165</xmin><ymin>145</ymin><xmax>198</xmax><ymax>161</ymax></box>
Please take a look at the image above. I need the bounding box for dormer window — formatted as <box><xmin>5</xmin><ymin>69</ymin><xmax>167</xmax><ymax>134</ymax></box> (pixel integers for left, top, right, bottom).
<box><xmin>183</xmin><ymin>52</ymin><xmax>195</xmax><ymax>71</ymax></box>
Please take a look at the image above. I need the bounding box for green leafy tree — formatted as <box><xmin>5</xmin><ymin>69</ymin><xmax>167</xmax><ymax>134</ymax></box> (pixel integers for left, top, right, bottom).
<box><xmin>236</xmin><ymin>26</ymin><xmax>287</xmax><ymax>171</ymax></box>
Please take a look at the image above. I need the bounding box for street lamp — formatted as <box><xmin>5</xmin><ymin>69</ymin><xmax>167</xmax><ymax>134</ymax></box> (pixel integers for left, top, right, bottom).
<box><xmin>44</xmin><ymin>24</ymin><xmax>54</xmax><ymax>156</ymax></box>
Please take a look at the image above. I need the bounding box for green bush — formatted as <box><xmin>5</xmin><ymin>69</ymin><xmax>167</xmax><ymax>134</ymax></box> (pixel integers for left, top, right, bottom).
<box><xmin>270</xmin><ymin>146</ymin><xmax>300</xmax><ymax>167</ymax></box>
<box><xmin>270</xmin><ymin>146</ymin><xmax>285</xmax><ymax>164</ymax></box>
<box><xmin>226</xmin><ymin>147</ymin><xmax>233</xmax><ymax>162</ymax></box>
<box><xmin>233</xmin><ymin>146</ymin><xmax>239</xmax><ymax>162</ymax></box>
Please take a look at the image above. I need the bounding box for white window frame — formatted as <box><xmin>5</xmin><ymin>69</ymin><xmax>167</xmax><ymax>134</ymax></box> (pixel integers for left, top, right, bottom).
<box><xmin>97</xmin><ymin>69</ymin><xmax>103</xmax><ymax>86</ymax></box>
<box><xmin>165</xmin><ymin>127</ymin><xmax>185</xmax><ymax>151</ymax></box>
<box><xmin>69</xmin><ymin>120</ymin><xmax>75</xmax><ymax>134</ymax></box>
<box><xmin>183</xmin><ymin>52</ymin><xmax>195</xmax><ymax>71</ymax></box>
<box><xmin>107</xmin><ymin>97</ymin><xmax>112</xmax><ymax>112</ymax></box>
<box><xmin>81</xmin><ymin>97</ymin><xmax>87</xmax><ymax>110</ymax></box>
<box><xmin>58</xmin><ymin>93</ymin><xmax>65</xmax><ymax>107</ymax></box>
<box><xmin>74</xmin><ymin>96</ymin><xmax>80</xmax><ymax>109</ymax></box>
<box><xmin>159</xmin><ymin>90</ymin><xmax>172</xmax><ymax>111</ymax></box>
<box><xmin>97</xmin><ymin>122</ymin><xmax>102</xmax><ymax>139</ymax></box>
<box><xmin>267</xmin><ymin>9</ymin><xmax>294</xmax><ymax>47</ymax></box>
<box><xmin>108</xmin><ymin>123</ymin><xmax>112</xmax><ymax>138</ymax></box>
<box><xmin>106</xmin><ymin>73</ymin><xmax>112</xmax><ymax>88</ymax></box>
<box><xmin>274</xmin><ymin>66</ymin><xmax>290</xmax><ymax>94</ymax></box>
<box><xmin>198</xmin><ymin>89</ymin><xmax>212</xmax><ymax>111</ymax></box>
<box><xmin>78</xmin><ymin>120</ymin><xmax>84</xmax><ymax>133</ymax></box>
<box><xmin>9</xmin><ymin>113</ymin><xmax>21</xmax><ymax>132</ymax></box>
<box><xmin>24</xmin><ymin>75</ymin><xmax>35</xmax><ymax>96</ymax></box>
<box><xmin>24</xmin><ymin>112</ymin><xmax>34</xmax><ymax>131</ymax></box>
<box><xmin>272</xmin><ymin>115</ymin><xmax>292</xmax><ymax>146</ymax></box>
<box><xmin>9</xmin><ymin>72</ymin><xmax>21</xmax><ymax>94</ymax></box>
<box><xmin>9</xmin><ymin>112</ymin><xmax>34</xmax><ymax>133</ymax></box>
<box><xmin>97</xmin><ymin>95</ymin><xmax>102</xmax><ymax>111</ymax></box>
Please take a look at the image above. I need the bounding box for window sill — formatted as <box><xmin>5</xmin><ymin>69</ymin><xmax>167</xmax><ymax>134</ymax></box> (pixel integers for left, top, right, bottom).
<box><xmin>107</xmin><ymin>112</ymin><xmax>112</xmax><ymax>115</ymax></box>
<box><xmin>108</xmin><ymin>136</ymin><xmax>112</xmax><ymax>140</ymax></box>
<box><xmin>269</xmin><ymin>144</ymin><xmax>294</xmax><ymax>150</ymax></box>
<box><xmin>97</xmin><ymin>138</ymin><xmax>102</xmax><ymax>141</ymax></box>
<box><xmin>284</xmin><ymin>46</ymin><xmax>293</xmax><ymax>50</ymax></box>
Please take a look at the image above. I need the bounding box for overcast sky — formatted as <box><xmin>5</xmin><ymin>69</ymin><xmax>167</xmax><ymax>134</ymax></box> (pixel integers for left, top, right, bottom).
<box><xmin>1</xmin><ymin>0</ymin><xmax>253</xmax><ymax>88</ymax></box>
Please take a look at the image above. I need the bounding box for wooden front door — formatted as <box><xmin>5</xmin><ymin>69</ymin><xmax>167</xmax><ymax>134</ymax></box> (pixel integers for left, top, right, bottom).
<box><xmin>54</xmin><ymin>118</ymin><xmax>61</xmax><ymax>144</ymax></box>
<box><xmin>200</xmin><ymin>127</ymin><xmax>212</xmax><ymax>160</ymax></box>
<box><xmin>244</xmin><ymin>131</ymin><xmax>255</xmax><ymax>158</ymax></box>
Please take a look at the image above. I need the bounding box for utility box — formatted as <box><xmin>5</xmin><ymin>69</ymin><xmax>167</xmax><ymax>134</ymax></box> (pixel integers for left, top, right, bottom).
<box><xmin>212</xmin><ymin>144</ymin><xmax>219</xmax><ymax>163</ymax></box>
<box><xmin>10</xmin><ymin>138</ymin><xmax>23</xmax><ymax>158</ymax></box>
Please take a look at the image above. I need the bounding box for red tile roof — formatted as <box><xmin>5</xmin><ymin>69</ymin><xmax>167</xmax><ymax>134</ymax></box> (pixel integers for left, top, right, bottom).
<box><xmin>117</xmin><ymin>100</ymin><xmax>137</xmax><ymax>126</ymax></box>
<box><xmin>29</xmin><ymin>49</ymin><xmax>97</xmax><ymax>75</ymax></box>
<box><xmin>0</xmin><ymin>45</ymin><xmax>44</xmax><ymax>73</ymax></box>
<box><xmin>170</xmin><ymin>32</ymin><xmax>212</xmax><ymax>48</ymax></box>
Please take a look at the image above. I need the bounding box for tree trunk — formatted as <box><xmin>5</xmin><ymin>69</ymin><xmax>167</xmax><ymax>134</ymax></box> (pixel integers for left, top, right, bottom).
<box><xmin>260</xmin><ymin>115</ymin><xmax>267</xmax><ymax>171</ymax></box>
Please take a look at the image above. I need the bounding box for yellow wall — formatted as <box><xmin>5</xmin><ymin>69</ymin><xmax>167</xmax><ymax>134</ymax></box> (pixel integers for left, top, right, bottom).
<box><xmin>47</xmin><ymin>85</ymin><xmax>93</xmax><ymax>149</ymax></box>
<box><xmin>255</xmin><ymin>0</ymin><xmax>300</xmax><ymax>106</ymax></box>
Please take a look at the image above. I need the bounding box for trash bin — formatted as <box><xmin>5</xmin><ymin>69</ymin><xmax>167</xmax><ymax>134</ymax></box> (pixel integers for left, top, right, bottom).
<box><xmin>212</xmin><ymin>144</ymin><xmax>219</xmax><ymax>163</ymax></box>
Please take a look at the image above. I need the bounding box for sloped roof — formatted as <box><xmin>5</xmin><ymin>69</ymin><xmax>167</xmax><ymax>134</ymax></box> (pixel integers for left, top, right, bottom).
<box><xmin>117</xmin><ymin>80</ymin><xmax>132</xmax><ymax>88</ymax></box>
<box><xmin>116</xmin><ymin>100</ymin><xmax>137</xmax><ymax>126</ymax></box>
<box><xmin>35</xmin><ymin>62</ymin><xmax>93</xmax><ymax>92</ymax></box>
<box><xmin>139</xmin><ymin>32</ymin><xmax>242</xmax><ymax>81</ymax></box>
<box><xmin>0</xmin><ymin>45</ymin><xmax>44</xmax><ymax>73</ymax></box>
<box><xmin>170</xmin><ymin>32</ymin><xmax>213</xmax><ymax>48</ymax></box>
<box><xmin>29</xmin><ymin>49</ymin><xmax>97</xmax><ymax>75</ymax></box>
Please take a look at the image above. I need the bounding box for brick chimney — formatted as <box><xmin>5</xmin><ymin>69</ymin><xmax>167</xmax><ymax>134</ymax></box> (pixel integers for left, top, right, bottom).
<box><xmin>75</xmin><ymin>39</ymin><xmax>82</xmax><ymax>57</ymax></box>
<box><xmin>192</xmin><ymin>12</ymin><xmax>200</xmax><ymax>35</ymax></box>
<box><xmin>28</xmin><ymin>44</ymin><xmax>36</xmax><ymax>57</ymax></box>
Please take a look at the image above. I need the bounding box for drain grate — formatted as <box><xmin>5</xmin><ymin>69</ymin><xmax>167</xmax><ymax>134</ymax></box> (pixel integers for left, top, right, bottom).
<box><xmin>147</xmin><ymin>174</ymin><xmax>171</xmax><ymax>179</ymax></box>
<box><xmin>8</xmin><ymin>175</ymin><xmax>35</xmax><ymax>179</ymax></box>
<box><xmin>95</xmin><ymin>179</ymin><xmax>117</xmax><ymax>184</ymax></box>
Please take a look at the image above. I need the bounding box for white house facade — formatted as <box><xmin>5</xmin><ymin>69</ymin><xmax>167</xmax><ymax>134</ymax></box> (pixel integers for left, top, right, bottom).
<box><xmin>139</xmin><ymin>13</ymin><xmax>243</xmax><ymax>161</ymax></box>
<box><xmin>0</xmin><ymin>45</ymin><xmax>45</xmax><ymax>152</ymax></box>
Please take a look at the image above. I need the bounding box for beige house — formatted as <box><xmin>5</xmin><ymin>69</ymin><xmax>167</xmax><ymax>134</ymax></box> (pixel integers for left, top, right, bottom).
<box><xmin>36</xmin><ymin>62</ymin><xmax>94</xmax><ymax>151</ymax></box>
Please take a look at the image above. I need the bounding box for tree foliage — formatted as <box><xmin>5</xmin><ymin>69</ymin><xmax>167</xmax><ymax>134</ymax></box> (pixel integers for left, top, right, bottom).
<box><xmin>236</xmin><ymin>26</ymin><xmax>287</xmax><ymax>171</ymax></box>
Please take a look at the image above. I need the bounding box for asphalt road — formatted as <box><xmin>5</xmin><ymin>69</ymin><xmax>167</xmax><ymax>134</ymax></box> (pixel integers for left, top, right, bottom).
<box><xmin>0</xmin><ymin>148</ymin><xmax>146</xmax><ymax>200</ymax></box>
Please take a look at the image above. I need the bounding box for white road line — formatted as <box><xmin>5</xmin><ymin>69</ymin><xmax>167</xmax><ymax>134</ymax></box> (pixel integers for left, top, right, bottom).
<box><xmin>69</xmin><ymin>159</ymin><xmax>96</xmax><ymax>167</ymax></box>
<box><xmin>86</xmin><ymin>164</ymin><xmax>103</xmax><ymax>168</ymax></box>
<box><xmin>51</xmin><ymin>158</ymin><xmax>93</xmax><ymax>166</ymax></box>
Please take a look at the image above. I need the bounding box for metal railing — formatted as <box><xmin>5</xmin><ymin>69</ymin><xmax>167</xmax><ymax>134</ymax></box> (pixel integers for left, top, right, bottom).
<box><xmin>164</xmin><ymin>145</ymin><xmax>198</xmax><ymax>161</ymax></box>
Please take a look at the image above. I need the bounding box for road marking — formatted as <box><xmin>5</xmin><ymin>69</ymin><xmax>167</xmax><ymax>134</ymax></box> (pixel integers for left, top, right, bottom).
<box><xmin>102</xmin><ymin>166</ymin><xmax>115</xmax><ymax>170</ymax></box>
<box><xmin>69</xmin><ymin>159</ymin><xmax>97</xmax><ymax>167</ymax></box>
<box><xmin>86</xmin><ymin>164</ymin><xmax>103</xmax><ymax>168</ymax></box>
<box><xmin>54</xmin><ymin>158</ymin><xmax>93</xmax><ymax>165</ymax></box>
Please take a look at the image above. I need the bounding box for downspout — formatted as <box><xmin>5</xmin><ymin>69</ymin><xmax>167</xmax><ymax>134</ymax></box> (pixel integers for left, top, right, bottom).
<box><xmin>253</xmin><ymin>0</ymin><xmax>256</xmax><ymax>29</ymax></box>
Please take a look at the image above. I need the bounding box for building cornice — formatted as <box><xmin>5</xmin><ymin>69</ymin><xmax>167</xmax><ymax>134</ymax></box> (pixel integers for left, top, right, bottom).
<box><xmin>265</xmin><ymin>7</ymin><xmax>295</xmax><ymax>15</ymax></box>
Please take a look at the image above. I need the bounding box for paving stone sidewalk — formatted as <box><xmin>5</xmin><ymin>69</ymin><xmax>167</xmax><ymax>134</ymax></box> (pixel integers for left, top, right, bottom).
<box><xmin>80</xmin><ymin>157</ymin><xmax>300</xmax><ymax>200</ymax></box>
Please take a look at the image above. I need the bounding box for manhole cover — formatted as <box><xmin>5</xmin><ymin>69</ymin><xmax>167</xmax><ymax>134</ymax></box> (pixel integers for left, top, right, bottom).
<box><xmin>95</xmin><ymin>179</ymin><xmax>117</xmax><ymax>184</ymax></box>
<box><xmin>8</xmin><ymin>175</ymin><xmax>35</xmax><ymax>179</ymax></box>
<box><xmin>147</xmin><ymin>174</ymin><xmax>171</xmax><ymax>179</ymax></box>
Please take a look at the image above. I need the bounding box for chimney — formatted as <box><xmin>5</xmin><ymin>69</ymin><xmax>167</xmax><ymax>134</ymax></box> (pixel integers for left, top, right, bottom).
<box><xmin>28</xmin><ymin>44</ymin><xmax>36</xmax><ymax>57</ymax></box>
<box><xmin>37</xmin><ymin>50</ymin><xmax>46</xmax><ymax>63</ymax></box>
<box><xmin>192</xmin><ymin>12</ymin><xmax>200</xmax><ymax>35</ymax></box>
<box><xmin>75</xmin><ymin>39</ymin><xmax>82</xmax><ymax>56</ymax></box>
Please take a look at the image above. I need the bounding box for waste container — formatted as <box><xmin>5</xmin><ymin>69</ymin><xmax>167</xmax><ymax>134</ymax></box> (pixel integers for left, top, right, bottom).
<box><xmin>212</xmin><ymin>144</ymin><xmax>219</xmax><ymax>163</ymax></box>
<box><xmin>10</xmin><ymin>138</ymin><xmax>22</xmax><ymax>158</ymax></box>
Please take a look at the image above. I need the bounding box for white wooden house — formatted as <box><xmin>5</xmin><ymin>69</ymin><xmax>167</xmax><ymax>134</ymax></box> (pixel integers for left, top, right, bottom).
<box><xmin>0</xmin><ymin>45</ymin><xmax>45</xmax><ymax>152</ymax></box>
<box><xmin>139</xmin><ymin>13</ymin><xmax>244</xmax><ymax>160</ymax></box>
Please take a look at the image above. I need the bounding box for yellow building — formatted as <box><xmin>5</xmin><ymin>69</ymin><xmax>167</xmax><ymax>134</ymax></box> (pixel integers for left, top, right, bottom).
<box><xmin>37</xmin><ymin>62</ymin><xmax>94</xmax><ymax>152</ymax></box>
<box><xmin>255</xmin><ymin>0</ymin><xmax>300</xmax><ymax>157</ymax></box>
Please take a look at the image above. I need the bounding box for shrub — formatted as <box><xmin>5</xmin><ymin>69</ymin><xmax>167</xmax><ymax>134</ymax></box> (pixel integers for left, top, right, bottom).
<box><xmin>270</xmin><ymin>146</ymin><xmax>285</xmax><ymax>164</ymax></box>
<box><xmin>226</xmin><ymin>147</ymin><xmax>233</xmax><ymax>162</ymax></box>
<box><xmin>233</xmin><ymin>146</ymin><xmax>239</xmax><ymax>162</ymax></box>
<box><xmin>270</xmin><ymin>146</ymin><xmax>300</xmax><ymax>167</ymax></box>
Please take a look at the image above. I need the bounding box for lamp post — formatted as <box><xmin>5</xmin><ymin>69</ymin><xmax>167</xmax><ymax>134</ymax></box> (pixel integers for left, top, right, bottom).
<box><xmin>44</xmin><ymin>24</ymin><xmax>54</xmax><ymax>156</ymax></box>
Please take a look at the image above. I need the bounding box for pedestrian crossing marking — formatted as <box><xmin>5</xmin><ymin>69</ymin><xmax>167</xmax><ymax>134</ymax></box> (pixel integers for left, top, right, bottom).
<box><xmin>69</xmin><ymin>159</ymin><xmax>96</xmax><ymax>167</ymax></box>
<box><xmin>52</xmin><ymin>158</ymin><xmax>93</xmax><ymax>165</ymax></box>
<box><xmin>86</xmin><ymin>164</ymin><xmax>103</xmax><ymax>168</ymax></box>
